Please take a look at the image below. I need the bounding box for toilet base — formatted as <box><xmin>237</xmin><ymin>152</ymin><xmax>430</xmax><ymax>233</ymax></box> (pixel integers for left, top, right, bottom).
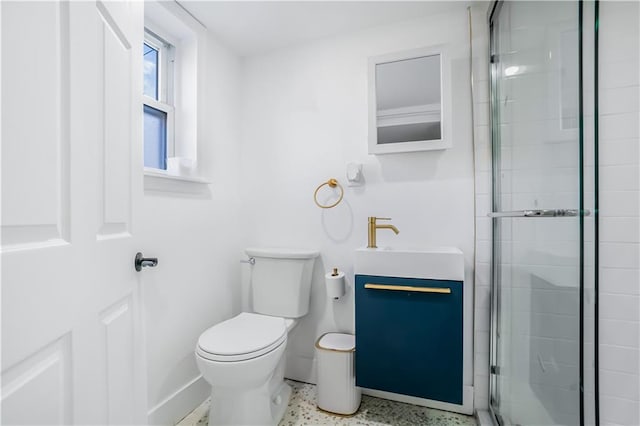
<box><xmin>271</xmin><ymin>382</ymin><xmax>292</xmax><ymax>425</ymax></box>
<box><xmin>207</xmin><ymin>359</ymin><xmax>291</xmax><ymax>426</ymax></box>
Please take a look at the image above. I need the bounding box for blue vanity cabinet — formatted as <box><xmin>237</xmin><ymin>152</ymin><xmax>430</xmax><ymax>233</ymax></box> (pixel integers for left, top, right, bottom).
<box><xmin>355</xmin><ymin>274</ymin><xmax>463</xmax><ymax>405</ymax></box>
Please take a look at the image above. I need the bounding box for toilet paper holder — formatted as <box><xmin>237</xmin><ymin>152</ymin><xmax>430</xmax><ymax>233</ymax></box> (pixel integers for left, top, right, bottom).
<box><xmin>325</xmin><ymin>267</ymin><xmax>346</xmax><ymax>299</ymax></box>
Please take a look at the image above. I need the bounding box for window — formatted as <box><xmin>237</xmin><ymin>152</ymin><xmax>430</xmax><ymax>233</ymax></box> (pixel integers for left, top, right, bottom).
<box><xmin>143</xmin><ymin>29</ymin><xmax>174</xmax><ymax>170</ymax></box>
<box><xmin>143</xmin><ymin>0</ymin><xmax>203</xmax><ymax>185</ymax></box>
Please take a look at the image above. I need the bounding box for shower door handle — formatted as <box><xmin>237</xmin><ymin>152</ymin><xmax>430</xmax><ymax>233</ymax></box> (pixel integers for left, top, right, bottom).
<box><xmin>488</xmin><ymin>209</ymin><xmax>589</xmax><ymax>218</ymax></box>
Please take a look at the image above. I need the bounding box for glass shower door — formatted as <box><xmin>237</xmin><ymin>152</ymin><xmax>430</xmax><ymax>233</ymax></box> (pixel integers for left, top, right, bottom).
<box><xmin>489</xmin><ymin>1</ymin><xmax>596</xmax><ymax>425</ymax></box>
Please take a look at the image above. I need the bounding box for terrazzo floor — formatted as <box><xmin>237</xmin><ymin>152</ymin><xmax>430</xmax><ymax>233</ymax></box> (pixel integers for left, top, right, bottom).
<box><xmin>177</xmin><ymin>380</ymin><xmax>476</xmax><ymax>426</ymax></box>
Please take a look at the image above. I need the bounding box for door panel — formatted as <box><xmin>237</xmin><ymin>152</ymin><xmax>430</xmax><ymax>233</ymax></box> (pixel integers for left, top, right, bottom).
<box><xmin>98</xmin><ymin>0</ymin><xmax>133</xmax><ymax>238</ymax></box>
<box><xmin>1</xmin><ymin>1</ymin><xmax>70</xmax><ymax>248</ymax></box>
<box><xmin>1</xmin><ymin>335</ymin><xmax>72</xmax><ymax>425</ymax></box>
<box><xmin>100</xmin><ymin>296</ymin><xmax>135</xmax><ymax>424</ymax></box>
<box><xmin>1</xmin><ymin>1</ymin><xmax>145</xmax><ymax>424</ymax></box>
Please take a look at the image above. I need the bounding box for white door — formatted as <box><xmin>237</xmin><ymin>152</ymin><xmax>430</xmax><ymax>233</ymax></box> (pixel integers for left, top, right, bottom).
<box><xmin>1</xmin><ymin>1</ymin><xmax>147</xmax><ymax>424</ymax></box>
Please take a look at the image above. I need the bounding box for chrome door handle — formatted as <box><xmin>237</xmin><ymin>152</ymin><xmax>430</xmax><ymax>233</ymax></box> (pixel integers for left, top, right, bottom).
<box><xmin>135</xmin><ymin>252</ymin><xmax>158</xmax><ymax>271</ymax></box>
<box><xmin>488</xmin><ymin>209</ymin><xmax>589</xmax><ymax>218</ymax></box>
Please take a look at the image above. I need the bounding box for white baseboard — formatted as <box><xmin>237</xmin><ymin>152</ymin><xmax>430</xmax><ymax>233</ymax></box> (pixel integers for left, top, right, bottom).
<box><xmin>147</xmin><ymin>375</ymin><xmax>210</xmax><ymax>425</ymax></box>
<box><xmin>361</xmin><ymin>385</ymin><xmax>474</xmax><ymax>416</ymax></box>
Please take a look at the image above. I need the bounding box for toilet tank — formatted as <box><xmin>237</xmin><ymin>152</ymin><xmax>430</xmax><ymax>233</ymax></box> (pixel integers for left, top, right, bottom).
<box><xmin>246</xmin><ymin>247</ymin><xmax>319</xmax><ymax>318</ymax></box>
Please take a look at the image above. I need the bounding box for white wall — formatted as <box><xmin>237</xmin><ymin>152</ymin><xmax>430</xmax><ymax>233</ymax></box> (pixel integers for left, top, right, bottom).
<box><xmin>238</xmin><ymin>5</ymin><xmax>481</xmax><ymax>403</ymax></box>
<box><xmin>141</xmin><ymin>27</ymin><xmax>244</xmax><ymax>424</ymax></box>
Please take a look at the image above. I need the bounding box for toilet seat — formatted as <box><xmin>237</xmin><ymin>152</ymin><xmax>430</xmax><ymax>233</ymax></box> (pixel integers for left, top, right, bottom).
<box><xmin>197</xmin><ymin>313</ymin><xmax>287</xmax><ymax>362</ymax></box>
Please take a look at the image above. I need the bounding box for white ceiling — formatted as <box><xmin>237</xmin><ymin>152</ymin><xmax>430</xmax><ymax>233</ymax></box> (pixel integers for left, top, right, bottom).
<box><xmin>178</xmin><ymin>1</ymin><xmax>472</xmax><ymax>56</ymax></box>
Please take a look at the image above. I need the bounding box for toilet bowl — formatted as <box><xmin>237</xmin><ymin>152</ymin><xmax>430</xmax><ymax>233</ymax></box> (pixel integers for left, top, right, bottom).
<box><xmin>196</xmin><ymin>313</ymin><xmax>294</xmax><ymax>425</ymax></box>
<box><xmin>195</xmin><ymin>247</ymin><xmax>318</xmax><ymax>426</ymax></box>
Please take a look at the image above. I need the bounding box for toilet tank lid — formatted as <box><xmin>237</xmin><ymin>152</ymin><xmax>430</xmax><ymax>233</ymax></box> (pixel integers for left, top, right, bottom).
<box><xmin>246</xmin><ymin>247</ymin><xmax>319</xmax><ymax>259</ymax></box>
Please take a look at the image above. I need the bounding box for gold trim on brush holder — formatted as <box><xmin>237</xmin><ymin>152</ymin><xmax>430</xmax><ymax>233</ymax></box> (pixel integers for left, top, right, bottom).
<box><xmin>364</xmin><ymin>283</ymin><xmax>451</xmax><ymax>294</ymax></box>
<box><xmin>314</xmin><ymin>178</ymin><xmax>344</xmax><ymax>209</ymax></box>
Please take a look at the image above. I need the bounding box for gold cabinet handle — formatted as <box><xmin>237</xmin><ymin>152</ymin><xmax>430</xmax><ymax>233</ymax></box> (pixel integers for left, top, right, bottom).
<box><xmin>364</xmin><ymin>283</ymin><xmax>451</xmax><ymax>294</ymax></box>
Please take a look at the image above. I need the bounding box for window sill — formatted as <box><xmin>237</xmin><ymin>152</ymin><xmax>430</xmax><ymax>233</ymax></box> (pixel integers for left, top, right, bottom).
<box><xmin>144</xmin><ymin>168</ymin><xmax>210</xmax><ymax>184</ymax></box>
<box><xmin>144</xmin><ymin>168</ymin><xmax>211</xmax><ymax>194</ymax></box>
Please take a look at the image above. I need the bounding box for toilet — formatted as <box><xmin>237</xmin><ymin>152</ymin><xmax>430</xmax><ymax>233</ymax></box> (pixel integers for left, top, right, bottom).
<box><xmin>195</xmin><ymin>247</ymin><xmax>319</xmax><ymax>426</ymax></box>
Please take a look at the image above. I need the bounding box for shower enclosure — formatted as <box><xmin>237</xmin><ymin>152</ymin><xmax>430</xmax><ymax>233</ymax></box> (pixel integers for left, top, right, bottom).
<box><xmin>488</xmin><ymin>1</ymin><xmax>598</xmax><ymax>425</ymax></box>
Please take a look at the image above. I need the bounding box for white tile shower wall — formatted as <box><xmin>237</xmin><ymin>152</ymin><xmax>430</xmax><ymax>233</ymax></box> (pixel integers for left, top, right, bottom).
<box><xmin>239</xmin><ymin>5</ymin><xmax>486</xmax><ymax>410</ymax></box>
<box><xmin>141</xmin><ymin>31</ymin><xmax>244</xmax><ymax>424</ymax></box>
<box><xmin>598</xmin><ymin>2</ymin><xmax>640</xmax><ymax>425</ymax></box>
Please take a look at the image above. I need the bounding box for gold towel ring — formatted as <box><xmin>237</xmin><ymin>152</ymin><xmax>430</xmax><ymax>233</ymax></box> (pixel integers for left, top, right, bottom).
<box><xmin>314</xmin><ymin>178</ymin><xmax>344</xmax><ymax>209</ymax></box>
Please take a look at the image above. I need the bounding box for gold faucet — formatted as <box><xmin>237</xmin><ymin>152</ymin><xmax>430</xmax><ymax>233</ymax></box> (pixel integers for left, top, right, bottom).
<box><xmin>367</xmin><ymin>217</ymin><xmax>399</xmax><ymax>248</ymax></box>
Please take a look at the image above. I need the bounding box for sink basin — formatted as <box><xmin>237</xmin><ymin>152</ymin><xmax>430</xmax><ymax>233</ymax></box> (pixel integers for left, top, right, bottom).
<box><xmin>355</xmin><ymin>247</ymin><xmax>464</xmax><ymax>281</ymax></box>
